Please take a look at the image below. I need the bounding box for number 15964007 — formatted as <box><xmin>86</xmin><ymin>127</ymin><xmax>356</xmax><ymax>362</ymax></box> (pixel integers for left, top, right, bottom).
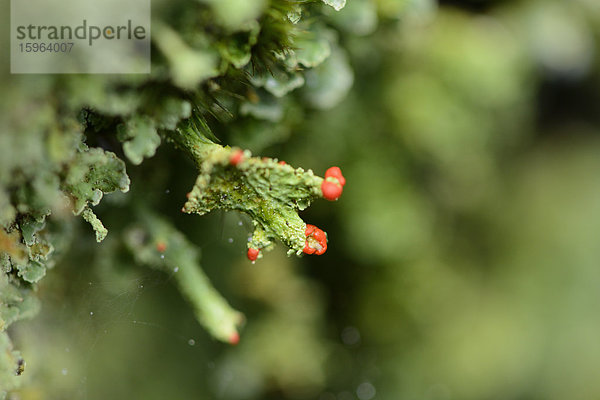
<box><xmin>19</xmin><ymin>42</ymin><xmax>74</xmax><ymax>53</ymax></box>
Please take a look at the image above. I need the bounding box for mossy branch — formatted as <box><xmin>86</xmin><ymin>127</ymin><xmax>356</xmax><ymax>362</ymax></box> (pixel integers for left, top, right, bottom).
<box><xmin>124</xmin><ymin>212</ymin><xmax>244</xmax><ymax>344</ymax></box>
<box><xmin>167</xmin><ymin>125</ymin><xmax>343</xmax><ymax>260</ymax></box>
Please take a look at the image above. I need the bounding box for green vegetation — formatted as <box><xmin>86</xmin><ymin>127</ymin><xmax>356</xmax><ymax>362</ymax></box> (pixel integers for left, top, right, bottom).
<box><xmin>3</xmin><ymin>0</ymin><xmax>600</xmax><ymax>398</ymax></box>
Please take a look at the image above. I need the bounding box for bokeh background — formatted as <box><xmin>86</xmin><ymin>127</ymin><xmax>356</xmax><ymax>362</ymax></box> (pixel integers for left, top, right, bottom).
<box><xmin>5</xmin><ymin>0</ymin><xmax>600</xmax><ymax>399</ymax></box>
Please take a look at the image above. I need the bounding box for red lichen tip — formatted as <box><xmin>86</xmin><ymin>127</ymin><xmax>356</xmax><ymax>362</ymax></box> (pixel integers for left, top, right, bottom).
<box><xmin>156</xmin><ymin>241</ymin><xmax>167</xmax><ymax>253</ymax></box>
<box><xmin>247</xmin><ymin>248</ymin><xmax>260</xmax><ymax>261</ymax></box>
<box><xmin>303</xmin><ymin>224</ymin><xmax>328</xmax><ymax>255</ymax></box>
<box><xmin>229</xmin><ymin>332</ymin><xmax>240</xmax><ymax>345</ymax></box>
<box><xmin>325</xmin><ymin>166</ymin><xmax>346</xmax><ymax>187</ymax></box>
<box><xmin>321</xmin><ymin>180</ymin><xmax>343</xmax><ymax>201</ymax></box>
<box><xmin>229</xmin><ymin>149</ymin><xmax>244</xmax><ymax>166</ymax></box>
<box><xmin>278</xmin><ymin>160</ymin><xmax>287</xmax><ymax>165</ymax></box>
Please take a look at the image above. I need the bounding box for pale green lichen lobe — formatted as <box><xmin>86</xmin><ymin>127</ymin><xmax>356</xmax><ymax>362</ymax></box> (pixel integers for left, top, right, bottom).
<box><xmin>179</xmin><ymin>141</ymin><xmax>324</xmax><ymax>256</ymax></box>
<box><xmin>323</xmin><ymin>0</ymin><xmax>346</xmax><ymax>11</ymax></box>
<box><xmin>81</xmin><ymin>207</ymin><xmax>108</xmax><ymax>242</ymax></box>
<box><xmin>124</xmin><ymin>212</ymin><xmax>243</xmax><ymax>343</ymax></box>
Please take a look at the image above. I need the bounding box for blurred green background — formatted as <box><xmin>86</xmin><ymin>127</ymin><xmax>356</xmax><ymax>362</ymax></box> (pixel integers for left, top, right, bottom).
<box><xmin>5</xmin><ymin>0</ymin><xmax>600</xmax><ymax>399</ymax></box>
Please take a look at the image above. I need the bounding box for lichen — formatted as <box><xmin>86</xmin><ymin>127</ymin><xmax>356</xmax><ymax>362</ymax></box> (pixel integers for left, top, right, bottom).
<box><xmin>169</xmin><ymin>127</ymin><xmax>328</xmax><ymax>257</ymax></box>
<box><xmin>0</xmin><ymin>0</ymin><xmax>351</xmax><ymax>391</ymax></box>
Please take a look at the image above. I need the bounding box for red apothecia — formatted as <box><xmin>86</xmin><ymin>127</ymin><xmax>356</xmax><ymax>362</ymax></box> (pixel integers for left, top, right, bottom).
<box><xmin>247</xmin><ymin>248</ymin><xmax>260</xmax><ymax>261</ymax></box>
<box><xmin>229</xmin><ymin>332</ymin><xmax>240</xmax><ymax>345</ymax></box>
<box><xmin>229</xmin><ymin>149</ymin><xmax>244</xmax><ymax>166</ymax></box>
<box><xmin>325</xmin><ymin>166</ymin><xmax>346</xmax><ymax>186</ymax></box>
<box><xmin>321</xmin><ymin>166</ymin><xmax>346</xmax><ymax>201</ymax></box>
<box><xmin>303</xmin><ymin>224</ymin><xmax>327</xmax><ymax>255</ymax></box>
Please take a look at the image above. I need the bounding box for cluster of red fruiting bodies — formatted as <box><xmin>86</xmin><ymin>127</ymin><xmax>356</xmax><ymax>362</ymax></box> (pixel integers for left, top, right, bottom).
<box><xmin>246</xmin><ymin>223</ymin><xmax>328</xmax><ymax>261</ymax></box>
<box><xmin>302</xmin><ymin>224</ymin><xmax>327</xmax><ymax>255</ymax></box>
<box><xmin>321</xmin><ymin>166</ymin><xmax>346</xmax><ymax>201</ymax></box>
